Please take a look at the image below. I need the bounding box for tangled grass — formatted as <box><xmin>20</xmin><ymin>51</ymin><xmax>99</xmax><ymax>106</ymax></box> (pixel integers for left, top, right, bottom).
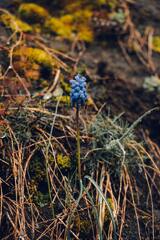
<box><xmin>0</xmin><ymin>102</ymin><xmax>159</xmax><ymax>239</ymax></box>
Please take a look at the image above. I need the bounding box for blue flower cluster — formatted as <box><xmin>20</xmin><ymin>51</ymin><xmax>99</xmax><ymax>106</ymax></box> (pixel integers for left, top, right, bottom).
<box><xmin>70</xmin><ymin>74</ymin><xmax>88</xmax><ymax>108</ymax></box>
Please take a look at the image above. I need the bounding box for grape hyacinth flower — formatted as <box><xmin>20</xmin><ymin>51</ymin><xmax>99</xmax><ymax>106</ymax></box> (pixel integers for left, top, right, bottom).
<box><xmin>70</xmin><ymin>74</ymin><xmax>88</xmax><ymax>108</ymax></box>
<box><xmin>70</xmin><ymin>74</ymin><xmax>87</xmax><ymax>182</ymax></box>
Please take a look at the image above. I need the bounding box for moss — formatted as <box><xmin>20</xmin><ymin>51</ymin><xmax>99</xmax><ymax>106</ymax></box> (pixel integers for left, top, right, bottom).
<box><xmin>45</xmin><ymin>17</ymin><xmax>74</xmax><ymax>40</ymax></box>
<box><xmin>75</xmin><ymin>217</ymin><xmax>91</xmax><ymax>234</ymax></box>
<box><xmin>45</xmin><ymin>9</ymin><xmax>93</xmax><ymax>42</ymax></box>
<box><xmin>13</xmin><ymin>46</ymin><xmax>61</xmax><ymax>81</ymax></box>
<box><xmin>77</xmin><ymin>25</ymin><xmax>93</xmax><ymax>42</ymax></box>
<box><xmin>97</xmin><ymin>0</ymin><xmax>118</xmax><ymax>9</ymax></box>
<box><xmin>55</xmin><ymin>96</ymin><xmax>70</xmax><ymax>104</ymax></box>
<box><xmin>73</xmin><ymin>9</ymin><xmax>92</xmax><ymax>22</ymax></box>
<box><xmin>152</xmin><ymin>36</ymin><xmax>160</xmax><ymax>53</ymax></box>
<box><xmin>0</xmin><ymin>13</ymin><xmax>32</xmax><ymax>32</ymax></box>
<box><xmin>104</xmin><ymin>198</ymin><xmax>114</xmax><ymax>221</ymax></box>
<box><xmin>61</xmin><ymin>80</ymin><xmax>71</xmax><ymax>93</ymax></box>
<box><xmin>18</xmin><ymin>3</ymin><xmax>49</xmax><ymax>24</ymax></box>
<box><xmin>60</xmin><ymin>14</ymin><xmax>74</xmax><ymax>24</ymax></box>
<box><xmin>57</xmin><ymin>153</ymin><xmax>71</xmax><ymax>169</ymax></box>
<box><xmin>74</xmin><ymin>212</ymin><xmax>92</xmax><ymax>235</ymax></box>
<box><xmin>13</xmin><ymin>46</ymin><xmax>59</xmax><ymax>68</ymax></box>
<box><xmin>26</xmin><ymin>48</ymin><xmax>53</xmax><ymax>67</ymax></box>
<box><xmin>65</xmin><ymin>2</ymin><xmax>84</xmax><ymax>12</ymax></box>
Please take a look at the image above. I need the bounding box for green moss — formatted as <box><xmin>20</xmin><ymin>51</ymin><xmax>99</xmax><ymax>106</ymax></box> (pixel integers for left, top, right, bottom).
<box><xmin>34</xmin><ymin>191</ymin><xmax>50</xmax><ymax>207</ymax></box>
<box><xmin>57</xmin><ymin>153</ymin><xmax>71</xmax><ymax>168</ymax></box>
<box><xmin>0</xmin><ymin>13</ymin><xmax>32</xmax><ymax>32</ymax></box>
<box><xmin>18</xmin><ymin>3</ymin><xmax>49</xmax><ymax>24</ymax></box>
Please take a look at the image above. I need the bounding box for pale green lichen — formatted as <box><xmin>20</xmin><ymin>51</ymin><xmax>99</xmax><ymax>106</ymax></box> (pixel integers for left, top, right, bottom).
<box><xmin>143</xmin><ymin>75</ymin><xmax>160</xmax><ymax>92</ymax></box>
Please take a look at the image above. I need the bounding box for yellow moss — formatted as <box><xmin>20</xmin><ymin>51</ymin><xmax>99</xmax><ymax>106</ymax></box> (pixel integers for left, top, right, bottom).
<box><xmin>18</xmin><ymin>3</ymin><xmax>49</xmax><ymax>23</ymax></box>
<box><xmin>45</xmin><ymin>17</ymin><xmax>74</xmax><ymax>40</ymax></box>
<box><xmin>57</xmin><ymin>153</ymin><xmax>71</xmax><ymax>168</ymax></box>
<box><xmin>45</xmin><ymin>10</ymin><xmax>93</xmax><ymax>42</ymax></box>
<box><xmin>77</xmin><ymin>25</ymin><xmax>93</xmax><ymax>42</ymax></box>
<box><xmin>0</xmin><ymin>13</ymin><xmax>32</xmax><ymax>32</ymax></box>
<box><xmin>65</xmin><ymin>2</ymin><xmax>83</xmax><ymax>12</ymax></box>
<box><xmin>27</xmin><ymin>48</ymin><xmax>53</xmax><ymax>66</ymax></box>
<box><xmin>73</xmin><ymin>9</ymin><xmax>92</xmax><ymax>22</ymax></box>
<box><xmin>55</xmin><ymin>96</ymin><xmax>70</xmax><ymax>104</ymax></box>
<box><xmin>97</xmin><ymin>0</ymin><xmax>118</xmax><ymax>9</ymax></box>
<box><xmin>152</xmin><ymin>36</ymin><xmax>160</xmax><ymax>53</ymax></box>
<box><xmin>13</xmin><ymin>47</ymin><xmax>59</xmax><ymax>68</ymax></box>
<box><xmin>60</xmin><ymin>14</ymin><xmax>74</xmax><ymax>24</ymax></box>
<box><xmin>61</xmin><ymin>80</ymin><xmax>71</xmax><ymax>93</ymax></box>
<box><xmin>13</xmin><ymin>47</ymin><xmax>62</xmax><ymax>81</ymax></box>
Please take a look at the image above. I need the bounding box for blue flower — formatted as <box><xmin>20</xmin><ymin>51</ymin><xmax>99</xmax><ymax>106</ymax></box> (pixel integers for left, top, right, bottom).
<box><xmin>70</xmin><ymin>74</ymin><xmax>88</xmax><ymax>108</ymax></box>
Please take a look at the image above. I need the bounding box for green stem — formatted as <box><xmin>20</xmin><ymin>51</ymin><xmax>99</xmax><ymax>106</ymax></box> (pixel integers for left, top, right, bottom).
<box><xmin>45</xmin><ymin>159</ymin><xmax>54</xmax><ymax>218</ymax></box>
<box><xmin>76</xmin><ymin>107</ymin><xmax>81</xmax><ymax>181</ymax></box>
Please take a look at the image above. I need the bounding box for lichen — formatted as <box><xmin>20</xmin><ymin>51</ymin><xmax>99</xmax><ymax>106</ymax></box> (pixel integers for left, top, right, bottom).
<box><xmin>57</xmin><ymin>153</ymin><xmax>71</xmax><ymax>168</ymax></box>
<box><xmin>0</xmin><ymin>13</ymin><xmax>32</xmax><ymax>32</ymax></box>
<box><xmin>143</xmin><ymin>75</ymin><xmax>160</xmax><ymax>92</ymax></box>
<box><xmin>18</xmin><ymin>3</ymin><xmax>49</xmax><ymax>24</ymax></box>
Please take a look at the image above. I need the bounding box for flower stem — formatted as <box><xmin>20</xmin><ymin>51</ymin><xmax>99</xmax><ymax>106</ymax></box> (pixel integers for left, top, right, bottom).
<box><xmin>45</xmin><ymin>160</ymin><xmax>54</xmax><ymax>218</ymax></box>
<box><xmin>76</xmin><ymin>107</ymin><xmax>82</xmax><ymax>181</ymax></box>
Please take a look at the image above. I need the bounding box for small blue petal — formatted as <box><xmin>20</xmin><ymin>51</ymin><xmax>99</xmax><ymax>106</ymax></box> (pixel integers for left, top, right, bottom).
<box><xmin>70</xmin><ymin>74</ymin><xmax>88</xmax><ymax>108</ymax></box>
